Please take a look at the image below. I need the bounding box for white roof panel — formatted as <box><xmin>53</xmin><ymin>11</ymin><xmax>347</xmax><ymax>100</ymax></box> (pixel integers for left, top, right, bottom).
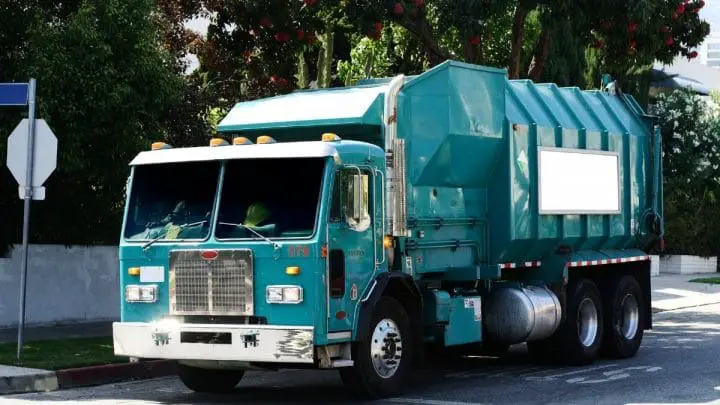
<box><xmin>129</xmin><ymin>141</ymin><xmax>338</xmax><ymax>166</ymax></box>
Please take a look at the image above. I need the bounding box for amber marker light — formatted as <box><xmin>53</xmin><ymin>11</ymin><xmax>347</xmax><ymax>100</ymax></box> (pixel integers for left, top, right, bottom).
<box><xmin>322</xmin><ymin>133</ymin><xmax>341</xmax><ymax>142</ymax></box>
<box><xmin>257</xmin><ymin>135</ymin><xmax>277</xmax><ymax>144</ymax></box>
<box><xmin>233</xmin><ymin>136</ymin><xmax>253</xmax><ymax>145</ymax></box>
<box><xmin>151</xmin><ymin>142</ymin><xmax>171</xmax><ymax>150</ymax></box>
<box><xmin>383</xmin><ymin>235</ymin><xmax>394</xmax><ymax>249</ymax></box>
<box><xmin>210</xmin><ymin>138</ymin><xmax>229</xmax><ymax>146</ymax></box>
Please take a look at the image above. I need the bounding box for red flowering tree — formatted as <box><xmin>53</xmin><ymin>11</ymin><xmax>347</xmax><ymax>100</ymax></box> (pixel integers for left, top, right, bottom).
<box><xmin>342</xmin><ymin>0</ymin><xmax>709</xmax><ymax>84</ymax></box>
<box><xmin>171</xmin><ymin>0</ymin><xmax>709</xmax><ymax>111</ymax></box>
<box><xmin>344</xmin><ymin>0</ymin><xmax>512</xmax><ymax>66</ymax></box>
<box><xmin>185</xmin><ymin>0</ymin><xmax>350</xmax><ymax>104</ymax></box>
<box><xmin>588</xmin><ymin>0</ymin><xmax>709</xmax><ymax>79</ymax></box>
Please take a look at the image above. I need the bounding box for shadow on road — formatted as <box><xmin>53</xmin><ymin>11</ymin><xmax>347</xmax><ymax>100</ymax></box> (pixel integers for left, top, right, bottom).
<box><xmin>5</xmin><ymin>307</ymin><xmax>720</xmax><ymax>404</ymax></box>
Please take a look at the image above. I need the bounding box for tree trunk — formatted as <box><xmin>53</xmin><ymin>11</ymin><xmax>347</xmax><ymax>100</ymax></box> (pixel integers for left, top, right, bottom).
<box><xmin>363</xmin><ymin>47</ymin><xmax>375</xmax><ymax>79</ymax></box>
<box><xmin>527</xmin><ymin>25</ymin><xmax>552</xmax><ymax>82</ymax></box>
<box><xmin>296</xmin><ymin>51</ymin><xmax>309</xmax><ymax>89</ymax></box>
<box><xmin>463</xmin><ymin>39</ymin><xmax>484</xmax><ymax>65</ymax></box>
<box><xmin>399</xmin><ymin>16</ymin><xmax>450</xmax><ymax>67</ymax></box>
<box><xmin>509</xmin><ymin>4</ymin><xmax>531</xmax><ymax>79</ymax></box>
<box><xmin>315</xmin><ymin>23</ymin><xmax>335</xmax><ymax>88</ymax></box>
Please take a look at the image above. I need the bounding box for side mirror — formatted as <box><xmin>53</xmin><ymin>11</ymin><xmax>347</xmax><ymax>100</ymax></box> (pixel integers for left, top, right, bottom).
<box><xmin>351</xmin><ymin>174</ymin><xmax>364</xmax><ymax>222</ymax></box>
<box><xmin>345</xmin><ymin>172</ymin><xmax>370</xmax><ymax>232</ymax></box>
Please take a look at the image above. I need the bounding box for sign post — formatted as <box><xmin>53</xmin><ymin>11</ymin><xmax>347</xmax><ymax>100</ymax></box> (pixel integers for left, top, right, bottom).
<box><xmin>3</xmin><ymin>79</ymin><xmax>58</xmax><ymax>363</ymax></box>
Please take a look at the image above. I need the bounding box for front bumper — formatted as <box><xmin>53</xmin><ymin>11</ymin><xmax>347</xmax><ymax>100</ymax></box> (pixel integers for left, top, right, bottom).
<box><xmin>113</xmin><ymin>321</ymin><xmax>314</xmax><ymax>364</ymax></box>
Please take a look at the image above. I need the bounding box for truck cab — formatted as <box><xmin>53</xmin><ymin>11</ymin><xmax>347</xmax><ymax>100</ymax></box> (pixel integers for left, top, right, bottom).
<box><xmin>114</xmin><ymin>85</ymin><xmax>415</xmax><ymax>396</ymax></box>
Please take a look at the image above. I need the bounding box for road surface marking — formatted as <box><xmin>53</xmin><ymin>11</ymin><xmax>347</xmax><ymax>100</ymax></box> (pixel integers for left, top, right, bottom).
<box><xmin>571</xmin><ymin>373</ymin><xmax>630</xmax><ymax>384</ymax></box>
<box><xmin>654</xmin><ymin>288</ymin><xmax>709</xmax><ymax>298</ymax></box>
<box><xmin>389</xmin><ymin>399</ymin><xmax>487</xmax><ymax>405</ymax></box>
<box><xmin>524</xmin><ymin>364</ymin><xmax>618</xmax><ymax>381</ymax></box>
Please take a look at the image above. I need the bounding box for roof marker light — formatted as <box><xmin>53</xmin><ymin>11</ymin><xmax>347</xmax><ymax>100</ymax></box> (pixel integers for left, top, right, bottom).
<box><xmin>322</xmin><ymin>133</ymin><xmax>341</xmax><ymax>142</ymax></box>
<box><xmin>257</xmin><ymin>135</ymin><xmax>276</xmax><ymax>144</ymax></box>
<box><xmin>151</xmin><ymin>142</ymin><xmax>171</xmax><ymax>150</ymax></box>
<box><xmin>210</xmin><ymin>138</ymin><xmax>229</xmax><ymax>147</ymax></box>
<box><xmin>233</xmin><ymin>136</ymin><xmax>253</xmax><ymax>145</ymax></box>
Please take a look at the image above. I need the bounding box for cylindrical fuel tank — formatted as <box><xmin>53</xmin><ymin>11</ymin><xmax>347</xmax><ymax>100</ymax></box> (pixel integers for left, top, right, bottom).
<box><xmin>482</xmin><ymin>284</ymin><xmax>562</xmax><ymax>344</ymax></box>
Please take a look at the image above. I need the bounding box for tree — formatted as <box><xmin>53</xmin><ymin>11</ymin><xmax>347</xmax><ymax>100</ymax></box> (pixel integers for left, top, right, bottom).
<box><xmin>587</xmin><ymin>0</ymin><xmax>709</xmax><ymax>88</ymax></box>
<box><xmin>340</xmin><ymin>0</ymin><xmax>709</xmax><ymax>89</ymax></box>
<box><xmin>0</xmin><ymin>0</ymin><xmax>184</xmax><ymax>253</ymax></box>
<box><xmin>345</xmin><ymin>0</ymin><xmax>515</xmax><ymax>67</ymax></box>
<box><xmin>181</xmin><ymin>0</ymin><xmax>354</xmax><ymax>109</ymax></box>
<box><xmin>651</xmin><ymin>89</ymin><xmax>720</xmax><ymax>257</ymax></box>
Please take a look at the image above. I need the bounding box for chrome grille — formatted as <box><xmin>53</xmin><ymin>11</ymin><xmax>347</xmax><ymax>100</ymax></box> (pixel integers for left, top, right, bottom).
<box><xmin>169</xmin><ymin>250</ymin><xmax>253</xmax><ymax>316</ymax></box>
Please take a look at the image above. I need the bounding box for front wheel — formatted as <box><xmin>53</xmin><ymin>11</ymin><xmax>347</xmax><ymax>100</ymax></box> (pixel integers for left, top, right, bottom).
<box><xmin>177</xmin><ymin>363</ymin><xmax>244</xmax><ymax>394</ymax></box>
<box><xmin>339</xmin><ymin>296</ymin><xmax>414</xmax><ymax>399</ymax></box>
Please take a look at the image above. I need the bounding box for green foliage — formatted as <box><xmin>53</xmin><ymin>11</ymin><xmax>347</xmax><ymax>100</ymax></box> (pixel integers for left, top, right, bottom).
<box><xmin>337</xmin><ymin>23</ymin><xmax>427</xmax><ymax>85</ymax></box>
<box><xmin>651</xmin><ymin>89</ymin><xmax>720</xmax><ymax>257</ymax></box>
<box><xmin>189</xmin><ymin>0</ymin><xmax>352</xmax><ymax>104</ymax></box>
<box><xmin>0</xmin><ymin>0</ymin><xmax>184</xmax><ymax>252</ymax></box>
<box><xmin>588</xmin><ymin>0</ymin><xmax>710</xmax><ymax>86</ymax></box>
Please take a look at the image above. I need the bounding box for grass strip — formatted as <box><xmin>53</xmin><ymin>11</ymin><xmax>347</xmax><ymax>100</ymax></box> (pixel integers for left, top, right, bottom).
<box><xmin>0</xmin><ymin>336</ymin><xmax>125</xmax><ymax>370</ymax></box>
<box><xmin>688</xmin><ymin>277</ymin><xmax>720</xmax><ymax>285</ymax></box>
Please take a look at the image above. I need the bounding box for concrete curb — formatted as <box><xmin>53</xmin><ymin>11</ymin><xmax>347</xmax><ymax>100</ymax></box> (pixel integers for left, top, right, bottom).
<box><xmin>55</xmin><ymin>360</ymin><xmax>177</xmax><ymax>390</ymax></box>
<box><xmin>0</xmin><ymin>368</ymin><xmax>58</xmax><ymax>396</ymax></box>
<box><xmin>0</xmin><ymin>360</ymin><xmax>177</xmax><ymax>395</ymax></box>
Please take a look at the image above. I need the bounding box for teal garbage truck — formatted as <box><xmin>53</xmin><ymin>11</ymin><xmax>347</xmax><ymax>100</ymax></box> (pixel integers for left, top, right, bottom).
<box><xmin>113</xmin><ymin>60</ymin><xmax>663</xmax><ymax>398</ymax></box>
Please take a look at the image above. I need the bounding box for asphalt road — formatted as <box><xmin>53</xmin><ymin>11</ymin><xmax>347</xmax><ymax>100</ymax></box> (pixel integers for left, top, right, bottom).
<box><xmin>3</xmin><ymin>303</ymin><xmax>720</xmax><ymax>405</ymax></box>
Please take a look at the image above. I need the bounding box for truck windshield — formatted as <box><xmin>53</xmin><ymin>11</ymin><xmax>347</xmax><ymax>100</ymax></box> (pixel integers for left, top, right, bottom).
<box><xmin>123</xmin><ymin>161</ymin><xmax>221</xmax><ymax>241</ymax></box>
<box><xmin>215</xmin><ymin>157</ymin><xmax>326</xmax><ymax>240</ymax></box>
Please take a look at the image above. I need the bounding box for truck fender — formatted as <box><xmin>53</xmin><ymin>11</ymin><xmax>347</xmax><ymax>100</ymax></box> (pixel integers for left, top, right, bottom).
<box><xmin>354</xmin><ymin>271</ymin><xmax>424</xmax><ymax>366</ymax></box>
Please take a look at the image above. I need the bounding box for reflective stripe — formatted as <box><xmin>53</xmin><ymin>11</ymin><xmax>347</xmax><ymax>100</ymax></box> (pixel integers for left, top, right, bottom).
<box><xmin>568</xmin><ymin>255</ymin><xmax>650</xmax><ymax>267</ymax></box>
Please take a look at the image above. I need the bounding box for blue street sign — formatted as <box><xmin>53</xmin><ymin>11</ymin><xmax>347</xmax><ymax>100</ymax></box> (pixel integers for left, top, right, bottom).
<box><xmin>0</xmin><ymin>83</ymin><xmax>29</xmax><ymax>106</ymax></box>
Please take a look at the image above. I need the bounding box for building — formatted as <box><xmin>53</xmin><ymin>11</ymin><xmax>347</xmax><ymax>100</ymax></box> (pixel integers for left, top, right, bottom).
<box><xmin>697</xmin><ymin>33</ymin><xmax>720</xmax><ymax>69</ymax></box>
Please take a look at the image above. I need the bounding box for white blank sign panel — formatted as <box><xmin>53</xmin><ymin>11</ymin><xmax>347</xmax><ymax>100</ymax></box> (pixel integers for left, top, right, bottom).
<box><xmin>538</xmin><ymin>148</ymin><xmax>620</xmax><ymax>214</ymax></box>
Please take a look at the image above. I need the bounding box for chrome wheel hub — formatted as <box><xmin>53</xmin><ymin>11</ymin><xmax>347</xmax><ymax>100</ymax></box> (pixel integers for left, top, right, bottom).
<box><xmin>370</xmin><ymin>318</ymin><xmax>402</xmax><ymax>379</ymax></box>
<box><xmin>619</xmin><ymin>293</ymin><xmax>639</xmax><ymax>340</ymax></box>
<box><xmin>577</xmin><ymin>297</ymin><xmax>599</xmax><ymax>347</ymax></box>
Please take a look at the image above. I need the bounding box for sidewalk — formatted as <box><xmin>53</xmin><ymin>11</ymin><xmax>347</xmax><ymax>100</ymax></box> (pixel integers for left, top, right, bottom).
<box><xmin>651</xmin><ymin>273</ymin><xmax>720</xmax><ymax>312</ymax></box>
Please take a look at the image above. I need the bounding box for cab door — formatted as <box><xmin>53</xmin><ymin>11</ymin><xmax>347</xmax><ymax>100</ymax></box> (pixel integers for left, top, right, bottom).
<box><xmin>326</xmin><ymin>166</ymin><xmax>377</xmax><ymax>335</ymax></box>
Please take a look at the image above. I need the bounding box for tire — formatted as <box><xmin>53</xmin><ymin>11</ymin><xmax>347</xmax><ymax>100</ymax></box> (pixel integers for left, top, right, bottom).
<box><xmin>600</xmin><ymin>275</ymin><xmax>645</xmax><ymax>358</ymax></box>
<box><xmin>177</xmin><ymin>363</ymin><xmax>244</xmax><ymax>394</ymax></box>
<box><xmin>339</xmin><ymin>296</ymin><xmax>414</xmax><ymax>399</ymax></box>
<box><xmin>555</xmin><ymin>278</ymin><xmax>604</xmax><ymax>366</ymax></box>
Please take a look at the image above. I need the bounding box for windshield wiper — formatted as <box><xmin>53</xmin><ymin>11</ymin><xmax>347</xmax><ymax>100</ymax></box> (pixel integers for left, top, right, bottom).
<box><xmin>142</xmin><ymin>220</ymin><xmax>207</xmax><ymax>250</ymax></box>
<box><xmin>219</xmin><ymin>222</ymin><xmax>280</xmax><ymax>250</ymax></box>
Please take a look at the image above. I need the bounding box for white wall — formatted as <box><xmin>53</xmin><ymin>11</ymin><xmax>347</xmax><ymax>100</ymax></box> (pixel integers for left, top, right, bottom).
<box><xmin>0</xmin><ymin>244</ymin><xmax>119</xmax><ymax>328</ymax></box>
<box><xmin>660</xmin><ymin>255</ymin><xmax>718</xmax><ymax>275</ymax></box>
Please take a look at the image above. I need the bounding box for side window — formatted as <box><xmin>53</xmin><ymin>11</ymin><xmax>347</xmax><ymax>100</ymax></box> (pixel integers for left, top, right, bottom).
<box><xmin>329</xmin><ymin>171</ymin><xmax>344</xmax><ymax>222</ymax></box>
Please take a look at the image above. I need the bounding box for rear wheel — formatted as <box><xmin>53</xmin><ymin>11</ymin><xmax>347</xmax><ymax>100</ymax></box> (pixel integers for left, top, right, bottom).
<box><xmin>340</xmin><ymin>296</ymin><xmax>414</xmax><ymax>399</ymax></box>
<box><xmin>177</xmin><ymin>363</ymin><xmax>244</xmax><ymax>393</ymax></box>
<box><xmin>557</xmin><ymin>278</ymin><xmax>604</xmax><ymax>365</ymax></box>
<box><xmin>601</xmin><ymin>275</ymin><xmax>645</xmax><ymax>358</ymax></box>
<box><xmin>527</xmin><ymin>278</ymin><xmax>604</xmax><ymax>365</ymax></box>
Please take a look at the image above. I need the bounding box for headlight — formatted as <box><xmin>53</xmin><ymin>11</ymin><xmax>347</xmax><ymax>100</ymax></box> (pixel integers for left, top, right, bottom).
<box><xmin>266</xmin><ymin>285</ymin><xmax>303</xmax><ymax>304</ymax></box>
<box><xmin>125</xmin><ymin>284</ymin><xmax>158</xmax><ymax>303</ymax></box>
